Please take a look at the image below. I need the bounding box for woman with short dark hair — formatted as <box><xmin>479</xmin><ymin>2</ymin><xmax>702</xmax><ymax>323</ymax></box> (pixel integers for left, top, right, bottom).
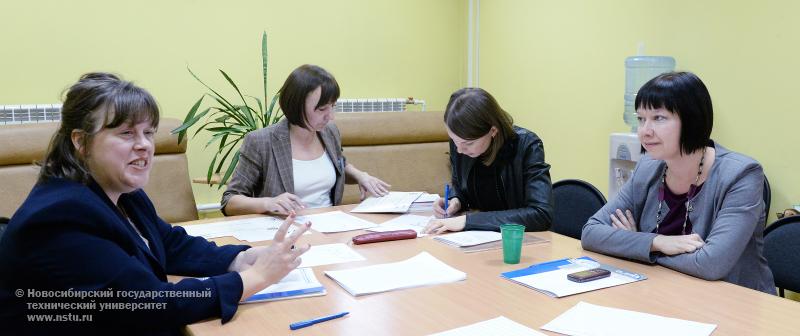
<box><xmin>581</xmin><ymin>72</ymin><xmax>775</xmax><ymax>294</ymax></box>
<box><xmin>424</xmin><ymin>87</ymin><xmax>553</xmax><ymax>233</ymax></box>
<box><xmin>222</xmin><ymin>64</ymin><xmax>389</xmax><ymax>216</ymax></box>
<box><xmin>0</xmin><ymin>73</ymin><xmax>311</xmax><ymax>334</ymax></box>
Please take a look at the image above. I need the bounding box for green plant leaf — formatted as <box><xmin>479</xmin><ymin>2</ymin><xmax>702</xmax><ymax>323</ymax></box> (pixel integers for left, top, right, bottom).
<box><xmin>214</xmin><ymin>138</ymin><xmax>241</xmax><ymax>173</ymax></box>
<box><xmin>219</xmin><ymin>150</ymin><xmax>241</xmax><ymax>188</ymax></box>
<box><xmin>219</xmin><ymin>69</ymin><xmax>256</xmax><ymax>128</ymax></box>
<box><xmin>207</xmin><ymin>153</ymin><xmax>218</xmax><ymax>183</ymax></box>
<box><xmin>205</xmin><ymin>132</ymin><xmax>228</xmax><ymax>148</ymax></box>
<box><xmin>245</xmin><ymin>95</ymin><xmax>266</xmax><ymax>127</ymax></box>
<box><xmin>265</xmin><ymin>92</ymin><xmax>280</xmax><ymax>123</ymax></box>
<box><xmin>172</xmin><ymin>96</ymin><xmax>205</xmax><ymax>144</ymax></box>
<box><xmin>209</xmin><ymin>96</ymin><xmax>248</xmax><ymax>126</ymax></box>
<box><xmin>262</xmin><ymin>31</ymin><xmax>268</xmax><ymax>115</ymax></box>
<box><xmin>188</xmin><ymin>67</ymin><xmax>240</xmax><ymax>118</ymax></box>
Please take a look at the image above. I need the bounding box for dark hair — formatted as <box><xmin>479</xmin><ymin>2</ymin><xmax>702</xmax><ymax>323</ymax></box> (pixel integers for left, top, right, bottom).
<box><xmin>444</xmin><ymin>88</ymin><xmax>515</xmax><ymax>165</ymax></box>
<box><xmin>635</xmin><ymin>71</ymin><xmax>713</xmax><ymax>155</ymax></box>
<box><xmin>38</xmin><ymin>72</ymin><xmax>160</xmax><ymax>183</ymax></box>
<box><xmin>278</xmin><ymin>64</ymin><xmax>340</xmax><ymax>129</ymax></box>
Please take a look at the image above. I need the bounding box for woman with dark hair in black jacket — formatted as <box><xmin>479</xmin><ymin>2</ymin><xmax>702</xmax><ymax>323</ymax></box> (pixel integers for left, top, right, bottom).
<box><xmin>423</xmin><ymin>88</ymin><xmax>553</xmax><ymax>234</ymax></box>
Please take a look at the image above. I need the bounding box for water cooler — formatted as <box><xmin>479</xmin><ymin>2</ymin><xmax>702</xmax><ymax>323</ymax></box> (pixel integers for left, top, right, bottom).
<box><xmin>609</xmin><ymin>54</ymin><xmax>675</xmax><ymax>199</ymax></box>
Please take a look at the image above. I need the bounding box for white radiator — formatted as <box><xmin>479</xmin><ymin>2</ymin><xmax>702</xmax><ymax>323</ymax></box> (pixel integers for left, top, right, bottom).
<box><xmin>0</xmin><ymin>104</ymin><xmax>62</xmax><ymax>124</ymax></box>
<box><xmin>334</xmin><ymin>98</ymin><xmax>425</xmax><ymax>113</ymax></box>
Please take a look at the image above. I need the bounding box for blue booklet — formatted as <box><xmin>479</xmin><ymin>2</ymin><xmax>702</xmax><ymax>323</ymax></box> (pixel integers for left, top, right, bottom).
<box><xmin>244</xmin><ymin>268</ymin><xmax>326</xmax><ymax>304</ymax></box>
<box><xmin>501</xmin><ymin>256</ymin><xmax>646</xmax><ymax>298</ymax></box>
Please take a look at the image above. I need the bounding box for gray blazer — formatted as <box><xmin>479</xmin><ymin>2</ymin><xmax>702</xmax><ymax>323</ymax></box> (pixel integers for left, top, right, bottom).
<box><xmin>221</xmin><ymin>119</ymin><xmax>346</xmax><ymax>213</ymax></box>
<box><xmin>582</xmin><ymin>142</ymin><xmax>775</xmax><ymax>294</ymax></box>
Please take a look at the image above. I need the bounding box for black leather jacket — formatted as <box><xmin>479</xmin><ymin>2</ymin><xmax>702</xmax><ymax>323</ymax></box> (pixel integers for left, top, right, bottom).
<box><xmin>450</xmin><ymin>126</ymin><xmax>553</xmax><ymax>231</ymax></box>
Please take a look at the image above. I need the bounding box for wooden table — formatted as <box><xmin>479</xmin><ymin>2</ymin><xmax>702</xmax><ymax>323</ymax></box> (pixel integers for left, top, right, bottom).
<box><xmin>179</xmin><ymin>205</ymin><xmax>800</xmax><ymax>335</ymax></box>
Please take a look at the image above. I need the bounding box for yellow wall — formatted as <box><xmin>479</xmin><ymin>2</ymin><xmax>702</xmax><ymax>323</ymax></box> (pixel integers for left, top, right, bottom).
<box><xmin>478</xmin><ymin>0</ymin><xmax>800</xmax><ymax>224</ymax></box>
<box><xmin>0</xmin><ymin>0</ymin><xmax>467</xmax><ymax>205</ymax></box>
<box><xmin>3</xmin><ymin>0</ymin><xmax>797</xmax><ymax>223</ymax></box>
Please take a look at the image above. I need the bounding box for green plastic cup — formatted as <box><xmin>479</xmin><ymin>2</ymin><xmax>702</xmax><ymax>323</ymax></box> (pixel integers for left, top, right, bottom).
<box><xmin>500</xmin><ymin>223</ymin><xmax>525</xmax><ymax>264</ymax></box>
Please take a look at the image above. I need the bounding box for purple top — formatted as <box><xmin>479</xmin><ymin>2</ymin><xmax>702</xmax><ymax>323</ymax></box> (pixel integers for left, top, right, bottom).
<box><xmin>656</xmin><ymin>183</ymin><xmax>704</xmax><ymax>235</ymax></box>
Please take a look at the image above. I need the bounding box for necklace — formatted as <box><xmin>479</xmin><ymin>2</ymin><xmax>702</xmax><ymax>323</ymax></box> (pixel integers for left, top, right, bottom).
<box><xmin>655</xmin><ymin>147</ymin><xmax>706</xmax><ymax>235</ymax></box>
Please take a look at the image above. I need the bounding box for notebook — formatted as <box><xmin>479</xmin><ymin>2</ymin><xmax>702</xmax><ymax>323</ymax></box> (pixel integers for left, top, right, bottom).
<box><xmin>243</xmin><ymin>268</ymin><xmax>326</xmax><ymax>303</ymax></box>
<box><xmin>501</xmin><ymin>256</ymin><xmax>646</xmax><ymax>298</ymax></box>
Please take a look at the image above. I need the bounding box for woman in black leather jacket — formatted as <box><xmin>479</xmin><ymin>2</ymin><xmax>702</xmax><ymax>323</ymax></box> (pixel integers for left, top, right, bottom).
<box><xmin>423</xmin><ymin>88</ymin><xmax>553</xmax><ymax>233</ymax></box>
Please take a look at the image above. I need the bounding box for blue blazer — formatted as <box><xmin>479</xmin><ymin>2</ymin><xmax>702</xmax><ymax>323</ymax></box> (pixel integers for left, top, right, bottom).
<box><xmin>0</xmin><ymin>178</ymin><xmax>249</xmax><ymax>334</ymax></box>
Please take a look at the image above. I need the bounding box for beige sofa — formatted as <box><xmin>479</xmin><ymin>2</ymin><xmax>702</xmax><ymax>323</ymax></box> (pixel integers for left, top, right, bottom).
<box><xmin>334</xmin><ymin>111</ymin><xmax>451</xmax><ymax>204</ymax></box>
<box><xmin>0</xmin><ymin>118</ymin><xmax>198</xmax><ymax>223</ymax></box>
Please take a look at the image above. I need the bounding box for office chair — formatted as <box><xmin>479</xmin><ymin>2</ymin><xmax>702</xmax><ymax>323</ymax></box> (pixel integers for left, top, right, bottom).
<box><xmin>763</xmin><ymin>215</ymin><xmax>800</xmax><ymax>297</ymax></box>
<box><xmin>0</xmin><ymin>217</ymin><xmax>8</xmax><ymax>242</ymax></box>
<box><xmin>763</xmin><ymin>175</ymin><xmax>771</xmax><ymax>225</ymax></box>
<box><xmin>551</xmin><ymin>179</ymin><xmax>607</xmax><ymax>240</ymax></box>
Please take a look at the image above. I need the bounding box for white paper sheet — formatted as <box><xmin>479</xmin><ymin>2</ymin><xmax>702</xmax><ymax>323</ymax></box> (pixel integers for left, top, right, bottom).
<box><xmin>415</xmin><ymin>193</ymin><xmax>441</xmax><ymax>203</ymax></box>
<box><xmin>433</xmin><ymin>231</ymin><xmax>501</xmax><ymax>247</ymax></box>
<box><xmin>295</xmin><ymin>211</ymin><xmax>376</xmax><ymax>233</ymax></box>
<box><xmin>542</xmin><ymin>302</ymin><xmax>717</xmax><ymax>336</ymax></box>
<box><xmin>325</xmin><ymin>252</ymin><xmax>466</xmax><ymax>296</ymax></box>
<box><xmin>367</xmin><ymin>214</ymin><xmax>433</xmax><ymax>236</ymax></box>
<box><xmin>350</xmin><ymin>191</ymin><xmax>424</xmax><ymax>213</ymax></box>
<box><xmin>430</xmin><ymin>316</ymin><xmax>547</xmax><ymax>336</ymax></box>
<box><xmin>298</xmin><ymin>243</ymin><xmax>366</xmax><ymax>268</ymax></box>
<box><xmin>182</xmin><ymin>216</ymin><xmax>309</xmax><ymax>242</ymax></box>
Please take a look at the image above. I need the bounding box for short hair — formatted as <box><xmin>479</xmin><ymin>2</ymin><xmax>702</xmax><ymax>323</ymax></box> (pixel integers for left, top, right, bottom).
<box><xmin>38</xmin><ymin>72</ymin><xmax>160</xmax><ymax>183</ymax></box>
<box><xmin>278</xmin><ymin>64</ymin><xmax>340</xmax><ymax>129</ymax></box>
<box><xmin>635</xmin><ymin>71</ymin><xmax>713</xmax><ymax>155</ymax></box>
<box><xmin>444</xmin><ymin>88</ymin><xmax>515</xmax><ymax>165</ymax></box>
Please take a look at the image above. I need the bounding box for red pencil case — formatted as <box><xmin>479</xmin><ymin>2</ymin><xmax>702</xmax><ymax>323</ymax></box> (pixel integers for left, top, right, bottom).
<box><xmin>352</xmin><ymin>230</ymin><xmax>418</xmax><ymax>245</ymax></box>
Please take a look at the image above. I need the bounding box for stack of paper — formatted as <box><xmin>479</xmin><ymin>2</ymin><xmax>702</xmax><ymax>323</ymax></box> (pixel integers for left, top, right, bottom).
<box><xmin>408</xmin><ymin>193</ymin><xmax>441</xmax><ymax>213</ymax></box>
<box><xmin>351</xmin><ymin>191</ymin><xmax>424</xmax><ymax>213</ymax></box>
<box><xmin>501</xmin><ymin>257</ymin><xmax>646</xmax><ymax>297</ymax></box>
<box><xmin>243</xmin><ymin>268</ymin><xmax>326</xmax><ymax>303</ymax></box>
<box><xmin>434</xmin><ymin>231</ymin><xmax>501</xmax><ymax>247</ymax></box>
<box><xmin>429</xmin><ymin>317</ymin><xmax>546</xmax><ymax>336</ymax></box>
<box><xmin>367</xmin><ymin>214</ymin><xmax>433</xmax><ymax>236</ymax></box>
<box><xmin>295</xmin><ymin>211</ymin><xmax>376</xmax><ymax>233</ymax></box>
<box><xmin>325</xmin><ymin>252</ymin><xmax>466</xmax><ymax>296</ymax></box>
<box><xmin>298</xmin><ymin>243</ymin><xmax>366</xmax><ymax>268</ymax></box>
<box><xmin>458</xmin><ymin>235</ymin><xmax>549</xmax><ymax>253</ymax></box>
<box><xmin>542</xmin><ymin>302</ymin><xmax>717</xmax><ymax>336</ymax></box>
<box><xmin>182</xmin><ymin>216</ymin><xmax>309</xmax><ymax>242</ymax></box>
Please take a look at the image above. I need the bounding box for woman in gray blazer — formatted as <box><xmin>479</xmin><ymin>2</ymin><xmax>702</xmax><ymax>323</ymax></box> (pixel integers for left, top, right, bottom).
<box><xmin>582</xmin><ymin>72</ymin><xmax>775</xmax><ymax>294</ymax></box>
<box><xmin>222</xmin><ymin>65</ymin><xmax>389</xmax><ymax>215</ymax></box>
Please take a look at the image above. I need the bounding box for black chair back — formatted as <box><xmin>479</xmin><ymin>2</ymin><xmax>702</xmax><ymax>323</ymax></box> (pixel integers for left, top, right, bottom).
<box><xmin>763</xmin><ymin>215</ymin><xmax>800</xmax><ymax>297</ymax></box>
<box><xmin>0</xmin><ymin>217</ymin><xmax>8</xmax><ymax>242</ymax></box>
<box><xmin>551</xmin><ymin>179</ymin><xmax>607</xmax><ymax>240</ymax></box>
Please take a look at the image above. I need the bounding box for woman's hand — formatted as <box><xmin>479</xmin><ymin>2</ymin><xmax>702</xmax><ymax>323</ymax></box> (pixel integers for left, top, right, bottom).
<box><xmin>239</xmin><ymin>212</ymin><xmax>311</xmax><ymax>300</ymax></box>
<box><xmin>433</xmin><ymin>197</ymin><xmax>461</xmax><ymax>219</ymax></box>
<box><xmin>356</xmin><ymin>172</ymin><xmax>391</xmax><ymax>200</ymax></box>
<box><xmin>264</xmin><ymin>192</ymin><xmax>305</xmax><ymax>214</ymax></box>
<box><xmin>651</xmin><ymin>234</ymin><xmax>705</xmax><ymax>255</ymax></box>
<box><xmin>422</xmin><ymin>215</ymin><xmax>466</xmax><ymax>234</ymax></box>
<box><xmin>610</xmin><ymin>209</ymin><xmax>637</xmax><ymax>231</ymax></box>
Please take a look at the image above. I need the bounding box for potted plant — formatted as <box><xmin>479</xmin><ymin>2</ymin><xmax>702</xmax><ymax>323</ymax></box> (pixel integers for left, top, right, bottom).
<box><xmin>172</xmin><ymin>31</ymin><xmax>281</xmax><ymax>187</ymax></box>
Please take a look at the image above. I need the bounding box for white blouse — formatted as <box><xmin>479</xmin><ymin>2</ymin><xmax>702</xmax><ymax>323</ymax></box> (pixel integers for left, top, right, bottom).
<box><xmin>292</xmin><ymin>152</ymin><xmax>336</xmax><ymax>208</ymax></box>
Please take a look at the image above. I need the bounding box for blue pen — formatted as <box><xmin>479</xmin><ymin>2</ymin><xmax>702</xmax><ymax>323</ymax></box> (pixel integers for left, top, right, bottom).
<box><xmin>444</xmin><ymin>184</ymin><xmax>450</xmax><ymax>218</ymax></box>
<box><xmin>290</xmin><ymin>311</ymin><xmax>349</xmax><ymax>330</ymax></box>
